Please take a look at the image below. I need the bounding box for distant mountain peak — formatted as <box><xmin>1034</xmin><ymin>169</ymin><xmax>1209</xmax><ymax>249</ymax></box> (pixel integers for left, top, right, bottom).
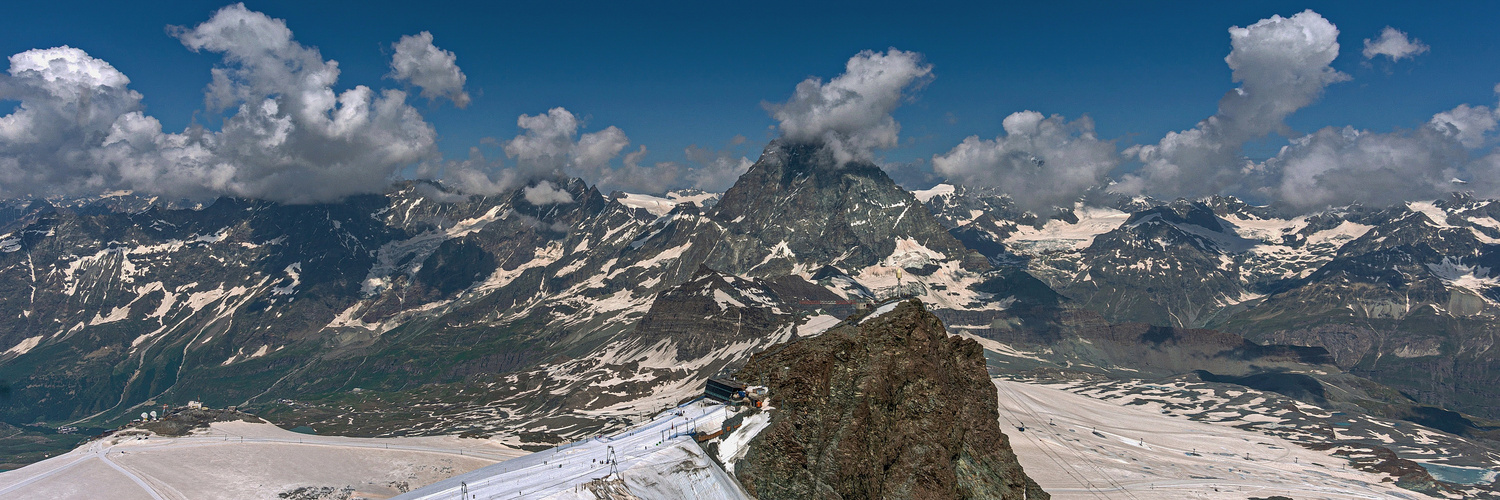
<box><xmin>705</xmin><ymin>139</ymin><xmax>972</xmax><ymax>275</ymax></box>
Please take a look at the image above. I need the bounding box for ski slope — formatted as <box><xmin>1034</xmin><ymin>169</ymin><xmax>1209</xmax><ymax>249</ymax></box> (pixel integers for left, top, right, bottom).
<box><xmin>0</xmin><ymin>420</ymin><xmax>525</xmax><ymax>500</ymax></box>
<box><xmin>2</xmin><ymin>377</ymin><xmax>1442</xmax><ymax>500</ymax></box>
<box><xmin>395</xmin><ymin>398</ymin><xmax>752</xmax><ymax>500</ymax></box>
<box><xmin>994</xmin><ymin>379</ymin><xmax>1430</xmax><ymax>499</ymax></box>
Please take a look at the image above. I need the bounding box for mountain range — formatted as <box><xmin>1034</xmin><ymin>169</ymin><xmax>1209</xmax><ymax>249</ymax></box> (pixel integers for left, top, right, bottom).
<box><xmin>3</xmin><ymin>138</ymin><xmax>1500</xmax><ymax>480</ymax></box>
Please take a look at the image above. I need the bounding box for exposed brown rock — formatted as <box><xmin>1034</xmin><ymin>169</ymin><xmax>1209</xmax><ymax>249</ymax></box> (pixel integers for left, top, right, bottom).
<box><xmin>732</xmin><ymin>299</ymin><xmax>1047</xmax><ymax>499</ymax></box>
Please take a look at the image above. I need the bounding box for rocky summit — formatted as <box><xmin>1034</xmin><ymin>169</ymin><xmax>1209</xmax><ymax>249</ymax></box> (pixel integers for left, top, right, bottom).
<box><xmin>733</xmin><ymin>300</ymin><xmax>1047</xmax><ymax>500</ymax></box>
<box><xmin>703</xmin><ymin>141</ymin><xmax>977</xmax><ymax>276</ymax></box>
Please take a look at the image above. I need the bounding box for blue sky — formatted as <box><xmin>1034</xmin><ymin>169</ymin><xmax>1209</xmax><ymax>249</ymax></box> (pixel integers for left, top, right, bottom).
<box><xmin>3</xmin><ymin>1</ymin><xmax>1499</xmax><ymax>208</ymax></box>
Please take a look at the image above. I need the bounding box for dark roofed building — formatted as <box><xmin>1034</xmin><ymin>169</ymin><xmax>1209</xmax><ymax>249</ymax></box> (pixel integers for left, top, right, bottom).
<box><xmin>705</xmin><ymin>377</ymin><xmax>746</xmax><ymax>403</ymax></box>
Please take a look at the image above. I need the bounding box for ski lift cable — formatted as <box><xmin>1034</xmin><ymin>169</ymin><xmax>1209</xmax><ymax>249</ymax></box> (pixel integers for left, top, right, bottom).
<box><xmin>1001</xmin><ymin>381</ymin><xmax>1145</xmax><ymax>500</ymax></box>
<box><xmin>993</xmin><ymin>380</ymin><xmax>1112</xmax><ymax>500</ymax></box>
<box><xmin>998</xmin><ymin>380</ymin><xmax>1147</xmax><ymax>500</ymax></box>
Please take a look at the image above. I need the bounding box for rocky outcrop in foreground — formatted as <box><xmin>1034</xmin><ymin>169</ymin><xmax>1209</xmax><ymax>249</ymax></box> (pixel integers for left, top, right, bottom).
<box><xmin>733</xmin><ymin>300</ymin><xmax>1047</xmax><ymax>499</ymax></box>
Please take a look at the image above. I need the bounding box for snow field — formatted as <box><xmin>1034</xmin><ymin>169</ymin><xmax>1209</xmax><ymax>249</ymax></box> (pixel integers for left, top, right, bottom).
<box><xmin>994</xmin><ymin>379</ymin><xmax>1426</xmax><ymax>499</ymax></box>
<box><xmin>396</xmin><ymin>399</ymin><xmax>753</xmax><ymax>500</ymax></box>
<box><xmin>0</xmin><ymin>420</ymin><xmax>524</xmax><ymax>500</ymax></box>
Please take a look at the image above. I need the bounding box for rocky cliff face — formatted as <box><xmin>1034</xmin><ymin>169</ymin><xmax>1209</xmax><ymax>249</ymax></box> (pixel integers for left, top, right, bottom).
<box><xmin>732</xmin><ymin>300</ymin><xmax>1047</xmax><ymax>500</ymax></box>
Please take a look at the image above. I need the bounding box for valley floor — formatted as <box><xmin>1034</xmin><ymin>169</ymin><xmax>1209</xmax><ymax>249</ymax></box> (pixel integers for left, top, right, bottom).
<box><xmin>994</xmin><ymin>378</ymin><xmax>1433</xmax><ymax>499</ymax></box>
<box><xmin>0</xmin><ymin>420</ymin><xmax>525</xmax><ymax>500</ymax></box>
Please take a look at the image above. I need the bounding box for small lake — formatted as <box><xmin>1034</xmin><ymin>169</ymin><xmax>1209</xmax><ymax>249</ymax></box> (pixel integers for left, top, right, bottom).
<box><xmin>1419</xmin><ymin>462</ymin><xmax>1497</xmax><ymax>485</ymax></box>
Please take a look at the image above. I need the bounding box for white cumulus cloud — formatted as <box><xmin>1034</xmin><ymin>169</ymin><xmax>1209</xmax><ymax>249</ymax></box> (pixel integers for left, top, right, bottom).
<box><xmin>933</xmin><ymin>111</ymin><xmax>1118</xmax><ymax>212</ymax></box>
<box><xmin>683</xmin><ymin>144</ymin><xmax>752</xmax><ymax>192</ymax></box>
<box><xmin>1362</xmin><ymin>26</ymin><xmax>1430</xmax><ymax>61</ymax></box>
<box><xmin>0</xmin><ymin>46</ymin><xmax>146</xmax><ymax>198</ymax></box>
<box><xmin>1116</xmin><ymin>10</ymin><xmax>1348</xmax><ymax>199</ymax></box>
<box><xmin>605</xmin><ymin>145</ymin><xmax>682</xmax><ymax>194</ymax></box>
<box><xmin>389</xmin><ymin>31</ymin><xmax>471</xmax><ymax>108</ymax></box>
<box><xmin>1263</xmin><ymin>94</ymin><xmax>1500</xmax><ymax>211</ymax></box>
<box><xmin>1269</xmin><ymin>124</ymin><xmax>1465</xmax><ymax>210</ymax></box>
<box><xmin>0</xmin><ymin>3</ymin><xmax>439</xmax><ymax>204</ymax></box>
<box><xmin>503</xmin><ymin>107</ymin><xmax>629</xmax><ymax>181</ymax></box>
<box><xmin>767</xmin><ymin>48</ymin><xmax>932</xmax><ymax>166</ymax></box>
<box><xmin>523</xmin><ymin>180</ymin><xmax>573</xmax><ymax>205</ymax></box>
<box><xmin>435</xmin><ymin>107</ymin><xmax>684</xmax><ymax>196</ymax></box>
<box><xmin>1429</xmin><ymin>103</ymin><xmax>1496</xmax><ymax>148</ymax></box>
<box><xmin>420</xmin><ymin>146</ymin><xmax>515</xmax><ymax>196</ymax></box>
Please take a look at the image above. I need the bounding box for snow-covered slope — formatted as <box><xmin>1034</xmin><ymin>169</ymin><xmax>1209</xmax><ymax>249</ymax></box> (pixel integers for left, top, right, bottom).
<box><xmin>0</xmin><ymin>420</ymin><xmax>525</xmax><ymax>500</ymax></box>
<box><xmin>994</xmin><ymin>378</ymin><xmax>1435</xmax><ymax>499</ymax></box>
<box><xmin>395</xmin><ymin>399</ymin><xmax>754</xmax><ymax>500</ymax></box>
<box><xmin>612</xmin><ymin>190</ymin><xmax>720</xmax><ymax>217</ymax></box>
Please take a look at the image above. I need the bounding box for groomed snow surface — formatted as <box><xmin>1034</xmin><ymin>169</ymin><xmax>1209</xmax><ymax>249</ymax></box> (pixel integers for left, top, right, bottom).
<box><xmin>0</xmin><ymin>421</ymin><xmax>525</xmax><ymax>500</ymax></box>
<box><xmin>3</xmin><ymin>379</ymin><xmax>1448</xmax><ymax>499</ymax></box>
<box><xmin>994</xmin><ymin>379</ymin><xmax>1428</xmax><ymax>499</ymax></box>
<box><xmin>395</xmin><ymin>398</ymin><xmax>752</xmax><ymax>500</ymax></box>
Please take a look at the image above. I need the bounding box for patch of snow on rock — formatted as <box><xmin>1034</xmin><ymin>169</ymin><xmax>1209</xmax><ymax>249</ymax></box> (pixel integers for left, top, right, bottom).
<box><xmin>860</xmin><ymin>301</ymin><xmax>901</xmax><ymax>324</ymax></box>
<box><xmin>1426</xmin><ymin>257</ymin><xmax>1500</xmax><ymax>293</ymax></box>
<box><xmin>4</xmin><ymin>335</ymin><xmax>42</xmax><ymax>356</ymax></box>
<box><xmin>911</xmin><ymin>183</ymin><xmax>955</xmax><ymax>203</ymax></box>
<box><xmin>270</xmin><ymin>262</ymin><xmax>301</xmax><ymax>295</ymax></box>
<box><xmin>88</xmin><ymin>306</ymin><xmax>130</xmax><ymax>326</ymax></box>
<box><xmin>1305</xmin><ymin>220</ymin><xmax>1374</xmax><ymax>247</ymax></box>
<box><xmin>1409</xmin><ymin>201</ymin><xmax>1453</xmax><ymax>227</ymax></box>
<box><xmin>797</xmin><ymin>314</ymin><xmax>840</xmax><ymax>337</ymax></box>
<box><xmin>884</xmin><ymin>238</ymin><xmax>944</xmax><ymax>268</ymax></box>
<box><xmin>713</xmin><ymin>289</ymin><xmax>745</xmax><ymax>309</ymax></box>
<box><xmin>717</xmin><ymin>410</ymin><xmax>773</xmax><ymax>474</ymax></box>
<box><xmin>616</xmin><ymin>193</ymin><xmax>679</xmax><ymax>217</ymax></box>
<box><xmin>1006</xmin><ymin>205</ymin><xmax>1130</xmax><ymax>253</ymax></box>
